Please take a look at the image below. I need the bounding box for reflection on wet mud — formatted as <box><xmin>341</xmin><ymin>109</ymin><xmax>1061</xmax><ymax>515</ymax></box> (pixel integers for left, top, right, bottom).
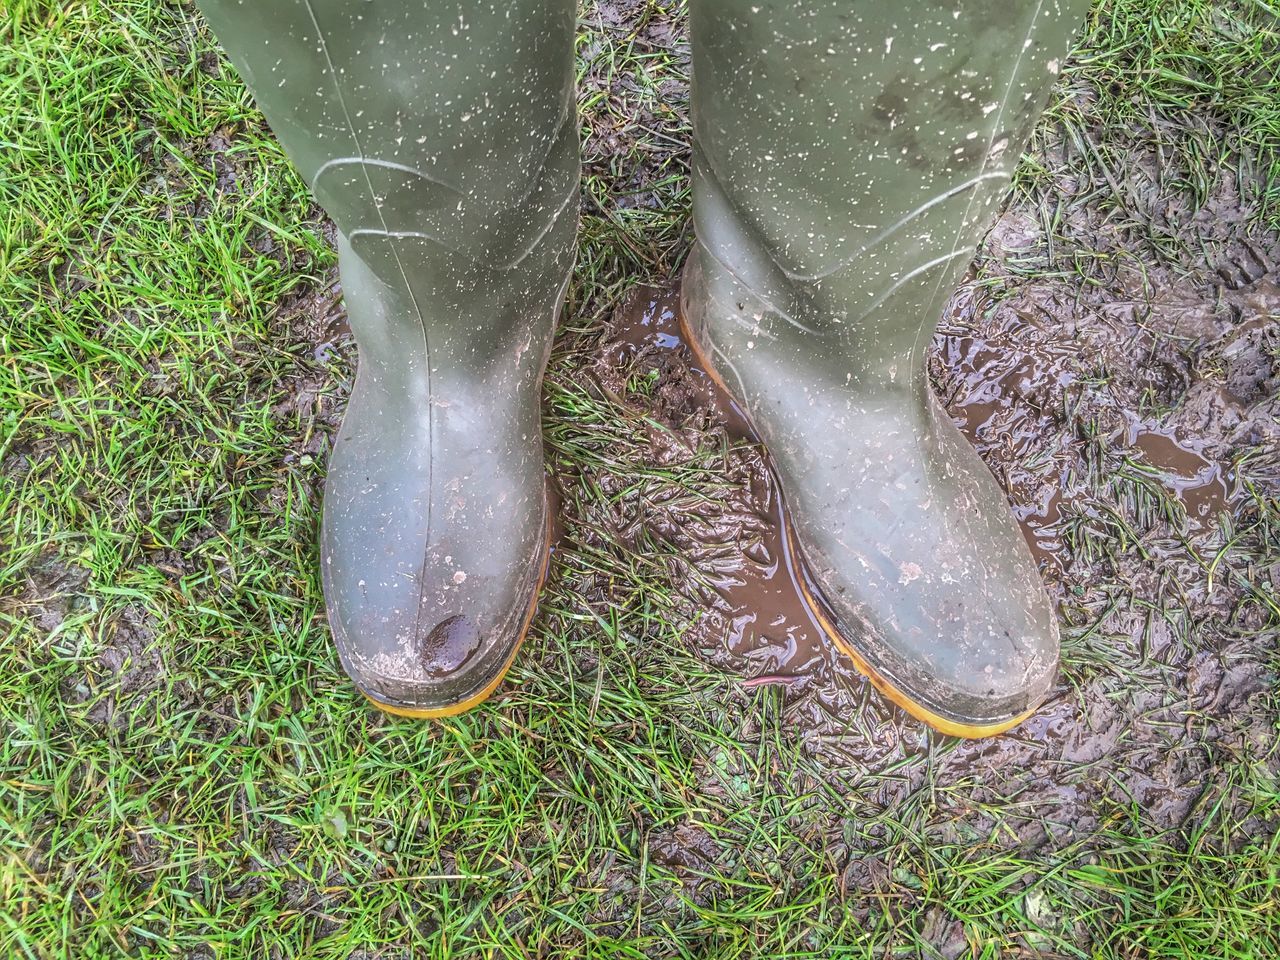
<box><xmin>597</xmin><ymin>285</ymin><xmax>848</xmax><ymax>686</ymax></box>
<box><xmin>1126</xmin><ymin>421</ymin><xmax>1231</xmax><ymax>523</ymax></box>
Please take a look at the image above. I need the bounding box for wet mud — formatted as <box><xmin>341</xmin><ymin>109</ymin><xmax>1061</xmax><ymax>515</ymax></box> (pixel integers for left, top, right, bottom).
<box><xmin>557</xmin><ymin>166</ymin><xmax>1279</xmax><ymax>841</ymax></box>
<box><xmin>592</xmin><ymin>286</ymin><xmax>845</xmax><ymax>686</ymax></box>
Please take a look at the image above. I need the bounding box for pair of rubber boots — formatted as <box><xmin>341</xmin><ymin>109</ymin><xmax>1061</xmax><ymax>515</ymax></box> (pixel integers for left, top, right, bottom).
<box><xmin>199</xmin><ymin>0</ymin><xmax>1088</xmax><ymax>736</ymax></box>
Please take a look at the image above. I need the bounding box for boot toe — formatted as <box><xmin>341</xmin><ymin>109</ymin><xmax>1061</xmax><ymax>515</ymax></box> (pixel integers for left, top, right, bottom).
<box><xmin>319</xmin><ymin>458</ymin><xmax>550</xmax><ymax>717</ymax></box>
<box><xmin>918</xmin><ymin>598</ymin><xmax>1059</xmax><ymax>725</ymax></box>
<box><xmin>775</xmin><ymin>402</ymin><xmax>1061</xmax><ymax>735</ymax></box>
<box><xmin>808</xmin><ymin>543</ymin><xmax>1058</xmax><ymax>734</ymax></box>
<box><xmin>327</xmin><ymin>561</ymin><xmax>544</xmax><ymax>718</ymax></box>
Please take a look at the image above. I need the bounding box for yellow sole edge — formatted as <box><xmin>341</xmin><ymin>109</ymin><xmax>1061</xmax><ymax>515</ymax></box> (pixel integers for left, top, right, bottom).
<box><xmin>677</xmin><ymin>301</ymin><xmax>1034</xmax><ymax>739</ymax></box>
<box><xmin>788</xmin><ymin>522</ymin><xmax>1035</xmax><ymax>738</ymax></box>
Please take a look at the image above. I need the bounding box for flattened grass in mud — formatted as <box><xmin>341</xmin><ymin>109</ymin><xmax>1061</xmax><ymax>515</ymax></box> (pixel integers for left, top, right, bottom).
<box><xmin>2</xmin><ymin>0</ymin><xmax>1279</xmax><ymax>957</ymax></box>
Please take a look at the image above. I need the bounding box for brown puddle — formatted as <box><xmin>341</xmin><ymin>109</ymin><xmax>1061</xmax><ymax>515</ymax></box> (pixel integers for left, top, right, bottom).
<box><xmin>596</xmin><ymin>284</ymin><xmax>841</xmax><ymax>684</ymax></box>
<box><xmin>1127</xmin><ymin>421</ymin><xmax>1231</xmax><ymax>524</ymax></box>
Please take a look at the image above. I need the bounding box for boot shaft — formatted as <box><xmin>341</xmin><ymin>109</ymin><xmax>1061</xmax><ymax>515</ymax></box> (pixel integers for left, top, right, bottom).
<box><xmin>198</xmin><ymin>0</ymin><xmax>579</xmax><ymax>277</ymax></box>
<box><xmin>689</xmin><ymin>0</ymin><xmax>1090</xmax><ymax>376</ymax></box>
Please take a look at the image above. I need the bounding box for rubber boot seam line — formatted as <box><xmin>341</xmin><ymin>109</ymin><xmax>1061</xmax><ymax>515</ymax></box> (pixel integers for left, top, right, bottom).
<box><xmin>313</xmin><ymin>91</ymin><xmax>575</xmax><ymax>210</ymax></box>
<box><xmin>694</xmin><ymin>233</ymin><xmax>820</xmax><ymax>336</ymax></box>
<box><xmin>845</xmin><ymin>249</ymin><xmax>974</xmax><ymax>331</ymax></box>
<box><xmin>313</xmin><ymin>155</ymin><xmax>465</xmax><ymax>198</ymax></box>
<box><xmin>323</xmin><ymin>106</ymin><xmax>578</xmax><ymax>269</ymax></box>
<box><xmin>347</xmin><ymin>173</ymin><xmax>580</xmax><ymax>272</ymax></box>
<box><xmin>298</xmin><ymin>0</ymin><xmax>435</xmax><ymax>650</ymax></box>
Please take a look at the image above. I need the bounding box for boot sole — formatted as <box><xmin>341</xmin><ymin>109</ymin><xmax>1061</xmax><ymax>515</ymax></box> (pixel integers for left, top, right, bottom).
<box><xmin>677</xmin><ymin>307</ymin><xmax>1034</xmax><ymax>738</ymax></box>
<box><xmin>360</xmin><ymin>502</ymin><xmax>552</xmax><ymax>720</ymax></box>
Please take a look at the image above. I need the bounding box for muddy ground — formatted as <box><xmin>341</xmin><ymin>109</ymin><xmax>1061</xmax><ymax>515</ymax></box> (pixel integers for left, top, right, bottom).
<box><xmin>567</xmin><ymin>230</ymin><xmax>1277</xmax><ymax>825</ymax></box>
<box><xmin>544</xmin><ymin>4</ymin><xmax>1280</xmax><ymax>842</ymax></box>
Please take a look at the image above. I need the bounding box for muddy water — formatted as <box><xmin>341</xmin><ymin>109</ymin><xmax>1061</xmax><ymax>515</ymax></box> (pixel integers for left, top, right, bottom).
<box><xmin>598</xmin><ymin>284</ymin><xmax>844</xmax><ymax>684</ymax></box>
<box><xmin>1126</xmin><ymin>421</ymin><xmax>1230</xmax><ymax>523</ymax></box>
<box><xmin>594</xmin><ymin>282</ymin><xmax>1104</xmax><ymax>690</ymax></box>
<box><xmin>932</xmin><ymin>281</ymin><xmax>1239</xmax><ymax>577</ymax></box>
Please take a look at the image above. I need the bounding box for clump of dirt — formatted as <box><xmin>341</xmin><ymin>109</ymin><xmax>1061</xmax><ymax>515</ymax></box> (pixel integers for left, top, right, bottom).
<box><xmin>259</xmin><ymin>276</ymin><xmax>354</xmax><ymax>515</ymax></box>
<box><xmin>2</xmin><ymin>549</ymin><xmax>89</xmax><ymax>637</ymax></box>
<box><xmin>82</xmin><ymin>604</ymin><xmax>168</xmax><ymax>727</ymax></box>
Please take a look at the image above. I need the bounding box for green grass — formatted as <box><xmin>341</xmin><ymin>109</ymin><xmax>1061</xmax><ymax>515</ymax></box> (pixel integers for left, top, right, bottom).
<box><xmin>2</xmin><ymin>0</ymin><xmax>1279</xmax><ymax>957</ymax></box>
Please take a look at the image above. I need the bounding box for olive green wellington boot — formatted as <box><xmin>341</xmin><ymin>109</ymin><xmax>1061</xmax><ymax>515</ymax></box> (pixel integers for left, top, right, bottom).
<box><xmin>682</xmin><ymin>0</ymin><xmax>1090</xmax><ymax>736</ymax></box>
<box><xmin>197</xmin><ymin>0</ymin><xmax>578</xmax><ymax>716</ymax></box>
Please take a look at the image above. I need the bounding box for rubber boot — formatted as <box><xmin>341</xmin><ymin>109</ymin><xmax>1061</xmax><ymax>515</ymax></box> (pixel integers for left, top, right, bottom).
<box><xmin>197</xmin><ymin>0</ymin><xmax>578</xmax><ymax>716</ymax></box>
<box><xmin>683</xmin><ymin>1</ymin><xmax>1089</xmax><ymax>736</ymax></box>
